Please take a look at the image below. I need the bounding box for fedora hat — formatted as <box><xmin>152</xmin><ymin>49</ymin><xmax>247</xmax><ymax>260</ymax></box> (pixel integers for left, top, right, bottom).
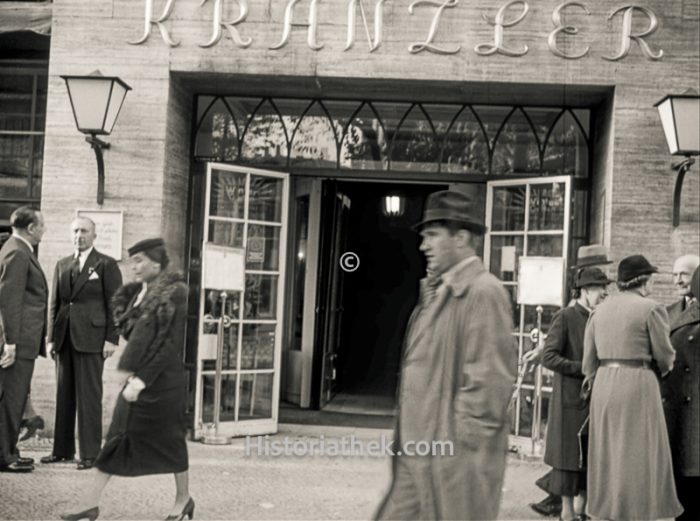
<box><xmin>618</xmin><ymin>254</ymin><xmax>658</xmax><ymax>283</ymax></box>
<box><xmin>575</xmin><ymin>267</ymin><xmax>613</xmax><ymax>289</ymax></box>
<box><xmin>574</xmin><ymin>244</ymin><xmax>612</xmax><ymax>269</ymax></box>
<box><xmin>413</xmin><ymin>190</ymin><xmax>486</xmax><ymax>234</ymax></box>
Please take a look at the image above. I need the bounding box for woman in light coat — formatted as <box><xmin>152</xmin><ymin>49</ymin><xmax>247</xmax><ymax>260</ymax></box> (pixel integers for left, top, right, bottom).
<box><xmin>583</xmin><ymin>255</ymin><xmax>683</xmax><ymax>520</ymax></box>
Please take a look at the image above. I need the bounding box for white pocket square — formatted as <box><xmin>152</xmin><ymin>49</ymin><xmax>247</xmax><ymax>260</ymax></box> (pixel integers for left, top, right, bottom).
<box><xmin>88</xmin><ymin>272</ymin><xmax>100</xmax><ymax>280</ymax></box>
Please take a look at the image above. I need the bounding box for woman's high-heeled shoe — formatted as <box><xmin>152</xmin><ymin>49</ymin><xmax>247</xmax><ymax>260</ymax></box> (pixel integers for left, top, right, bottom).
<box><xmin>59</xmin><ymin>506</ymin><xmax>99</xmax><ymax>521</ymax></box>
<box><xmin>165</xmin><ymin>497</ymin><xmax>194</xmax><ymax>521</ymax></box>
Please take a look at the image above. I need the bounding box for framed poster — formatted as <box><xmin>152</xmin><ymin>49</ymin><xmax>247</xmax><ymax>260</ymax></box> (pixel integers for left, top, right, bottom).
<box><xmin>518</xmin><ymin>256</ymin><xmax>565</xmax><ymax>307</ymax></box>
<box><xmin>76</xmin><ymin>209</ymin><xmax>123</xmax><ymax>260</ymax></box>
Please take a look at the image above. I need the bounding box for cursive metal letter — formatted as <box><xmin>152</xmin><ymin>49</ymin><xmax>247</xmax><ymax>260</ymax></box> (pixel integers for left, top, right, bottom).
<box><xmin>345</xmin><ymin>0</ymin><xmax>386</xmax><ymax>52</ymax></box>
<box><xmin>548</xmin><ymin>2</ymin><xmax>590</xmax><ymax>59</ymax></box>
<box><xmin>200</xmin><ymin>0</ymin><xmax>252</xmax><ymax>48</ymax></box>
<box><xmin>408</xmin><ymin>0</ymin><xmax>460</xmax><ymax>54</ymax></box>
<box><xmin>269</xmin><ymin>0</ymin><xmax>324</xmax><ymax>51</ymax></box>
<box><xmin>604</xmin><ymin>5</ymin><xmax>663</xmax><ymax>61</ymax></box>
<box><xmin>475</xmin><ymin>0</ymin><xmax>529</xmax><ymax>57</ymax></box>
<box><xmin>129</xmin><ymin>0</ymin><xmax>179</xmax><ymax>47</ymax></box>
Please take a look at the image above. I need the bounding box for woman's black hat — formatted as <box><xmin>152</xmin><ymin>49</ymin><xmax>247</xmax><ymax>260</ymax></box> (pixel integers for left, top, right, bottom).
<box><xmin>128</xmin><ymin>237</ymin><xmax>165</xmax><ymax>257</ymax></box>
<box><xmin>617</xmin><ymin>254</ymin><xmax>658</xmax><ymax>283</ymax></box>
<box><xmin>575</xmin><ymin>267</ymin><xmax>613</xmax><ymax>288</ymax></box>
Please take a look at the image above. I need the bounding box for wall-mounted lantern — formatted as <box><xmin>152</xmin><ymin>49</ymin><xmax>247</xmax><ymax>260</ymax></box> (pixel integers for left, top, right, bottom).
<box><xmin>61</xmin><ymin>70</ymin><xmax>132</xmax><ymax>205</ymax></box>
<box><xmin>654</xmin><ymin>89</ymin><xmax>700</xmax><ymax>227</ymax></box>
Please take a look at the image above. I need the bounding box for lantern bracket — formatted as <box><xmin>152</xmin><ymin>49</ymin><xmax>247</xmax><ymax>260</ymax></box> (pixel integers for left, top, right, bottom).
<box><xmin>672</xmin><ymin>155</ymin><xmax>695</xmax><ymax>228</ymax></box>
<box><xmin>86</xmin><ymin>134</ymin><xmax>111</xmax><ymax>206</ymax></box>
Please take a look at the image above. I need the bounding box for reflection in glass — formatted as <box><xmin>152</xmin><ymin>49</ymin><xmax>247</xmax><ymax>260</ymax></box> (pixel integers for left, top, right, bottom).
<box><xmin>489</xmin><ymin>236</ymin><xmax>523</xmax><ymax>282</ymax></box>
<box><xmin>529</xmin><ymin>183</ymin><xmax>565</xmax><ymax>230</ymax></box>
<box><xmin>389</xmin><ymin>104</ymin><xmax>439</xmax><ymax>172</ymax></box>
<box><xmin>492</xmin><ymin>108</ymin><xmax>541</xmax><ymax>175</ymax></box>
<box><xmin>527</xmin><ymin>235</ymin><xmax>564</xmax><ymax>257</ymax></box>
<box><xmin>0</xmin><ymin>135</ymin><xmax>32</xmax><ymax>198</ymax></box>
<box><xmin>240</xmin><ymin>99</ymin><xmax>289</xmax><ymax>165</ymax></box>
<box><xmin>523</xmin><ymin>305</ymin><xmax>560</xmax><ymax>334</ymax></box>
<box><xmin>241</xmin><ymin>324</ymin><xmax>275</xmax><ymax>369</ymax></box>
<box><xmin>339</xmin><ymin>102</ymin><xmax>387</xmax><ymax>169</ymax></box>
<box><xmin>543</xmin><ymin>110</ymin><xmax>588</xmax><ymax>177</ymax></box>
<box><xmin>238</xmin><ymin>373</ymin><xmax>273</xmax><ymax>420</ymax></box>
<box><xmin>210</xmin><ymin>170</ymin><xmax>245</xmax><ymax>218</ymax></box>
<box><xmin>440</xmin><ymin>106</ymin><xmax>489</xmax><ymax>174</ymax></box>
<box><xmin>290</xmin><ymin>102</ymin><xmax>338</xmax><ymax>167</ymax></box>
<box><xmin>208</xmin><ymin>221</ymin><xmax>244</xmax><ymax>248</ymax></box>
<box><xmin>504</xmin><ymin>284</ymin><xmax>521</xmax><ymax>331</ymax></box>
<box><xmin>195</xmin><ymin>97</ymin><xmax>239</xmax><ymax>161</ymax></box>
<box><xmin>290</xmin><ymin>196</ymin><xmax>309</xmax><ymax>351</ymax></box>
<box><xmin>491</xmin><ymin>186</ymin><xmax>526</xmax><ymax>231</ymax></box>
<box><xmin>244</xmin><ymin>274</ymin><xmax>278</xmax><ymax>319</ymax></box>
<box><xmin>245</xmin><ymin>224</ymin><xmax>280</xmax><ymax>271</ymax></box>
<box><xmin>248</xmin><ymin>176</ymin><xmax>283</xmax><ymax>222</ymax></box>
<box><xmin>201</xmin><ymin>374</ymin><xmax>237</xmax><ymax>423</ymax></box>
<box><xmin>524</xmin><ymin>107</ymin><xmax>562</xmax><ymax>150</ymax></box>
<box><xmin>203</xmin><ymin>289</ymin><xmax>240</xmax><ymax>319</ymax></box>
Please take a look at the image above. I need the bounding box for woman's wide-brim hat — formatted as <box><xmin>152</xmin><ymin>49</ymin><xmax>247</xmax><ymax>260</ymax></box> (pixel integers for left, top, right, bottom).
<box><xmin>574</xmin><ymin>244</ymin><xmax>613</xmax><ymax>269</ymax></box>
<box><xmin>617</xmin><ymin>254</ymin><xmax>658</xmax><ymax>283</ymax></box>
<box><xmin>413</xmin><ymin>190</ymin><xmax>487</xmax><ymax>234</ymax></box>
<box><xmin>575</xmin><ymin>267</ymin><xmax>614</xmax><ymax>288</ymax></box>
<box><xmin>128</xmin><ymin>237</ymin><xmax>165</xmax><ymax>257</ymax></box>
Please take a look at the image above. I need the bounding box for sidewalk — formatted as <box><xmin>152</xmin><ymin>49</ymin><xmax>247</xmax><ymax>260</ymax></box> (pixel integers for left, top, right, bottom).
<box><xmin>1</xmin><ymin>424</ymin><xmax>550</xmax><ymax>521</ymax></box>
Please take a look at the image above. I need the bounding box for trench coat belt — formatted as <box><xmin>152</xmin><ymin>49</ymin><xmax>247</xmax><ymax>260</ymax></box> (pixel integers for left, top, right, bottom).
<box><xmin>599</xmin><ymin>358</ymin><xmax>651</xmax><ymax>369</ymax></box>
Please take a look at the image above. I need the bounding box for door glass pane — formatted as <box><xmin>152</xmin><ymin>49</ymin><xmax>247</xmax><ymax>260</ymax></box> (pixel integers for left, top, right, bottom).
<box><xmin>491</xmin><ymin>186</ymin><xmax>526</xmax><ymax>231</ymax></box>
<box><xmin>244</xmin><ymin>274</ymin><xmax>278</xmax><ymax>319</ymax></box>
<box><xmin>489</xmin><ymin>236</ymin><xmax>523</xmax><ymax>282</ymax></box>
<box><xmin>241</xmin><ymin>324</ymin><xmax>275</xmax><ymax>369</ymax></box>
<box><xmin>527</xmin><ymin>235</ymin><xmax>564</xmax><ymax>257</ymax></box>
<box><xmin>210</xmin><ymin>170</ymin><xmax>245</xmax><ymax>218</ymax></box>
<box><xmin>202</xmin><ymin>322</ymin><xmax>240</xmax><ymax>371</ymax></box>
<box><xmin>203</xmin><ymin>289</ymin><xmax>240</xmax><ymax>319</ymax></box>
<box><xmin>503</xmin><ymin>285</ymin><xmax>521</xmax><ymax>331</ymax></box>
<box><xmin>530</xmin><ymin>183</ymin><xmax>565</xmax><ymax>230</ymax></box>
<box><xmin>249</xmin><ymin>175</ymin><xmax>283</xmax><ymax>222</ymax></box>
<box><xmin>208</xmin><ymin>221</ymin><xmax>244</xmax><ymax>248</ymax></box>
<box><xmin>290</xmin><ymin>195</ymin><xmax>309</xmax><ymax>351</ymax></box>
<box><xmin>523</xmin><ymin>305</ymin><xmax>560</xmax><ymax>336</ymax></box>
<box><xmin>201</xmin><ymin>374</ymin><xmax>237</xmax><ymax>423</ymax></box>
<box><xmin>238</xmin><ymin>373</ymin><xmax>274</xmax><ymax>420</ymax></box>
<box><xmin>245</xmin><ymin>224</ymin><xmax>280</xmax><ymax>271</ymax></box>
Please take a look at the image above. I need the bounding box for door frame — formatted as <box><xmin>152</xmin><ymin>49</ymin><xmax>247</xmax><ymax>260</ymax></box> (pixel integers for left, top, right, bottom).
<box><xmin>484</xmin><ymin>175</ymin><xmax>572</xmax><ymax>439</ymax></box>
<box><xmin>193</xmin><ymin>162</ymin><xmax>289</xmax><ymax>438</ymax></box>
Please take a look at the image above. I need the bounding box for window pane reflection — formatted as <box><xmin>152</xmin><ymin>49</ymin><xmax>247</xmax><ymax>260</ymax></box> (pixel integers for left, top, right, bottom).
<box><xmin>529</xmin><ymin>183</ymin><xmax>566</xmax><ymax>230</ymax></box>
<box><xmin>238</xmin><ymin>373</ymin><xmax>273</xmax><ymax>421</ymax></box>
<box><xmin>241</xmin><ymin>324</ymin><xmax>275</xmax><ymax>369</ymax></box>
<box><xmin>491</xmin><ymin>186</ymin><xmax>526</xmax><ymax>231</ymax></box>
<box><xmin>245</xmin><ymin>274</ymin><xmax>278</xmax><ymax>319</ymax></box>
<box><xmin>489</xmin><ymin>236</ymin><xmax>523</xmax><ymax>282</ymax></box>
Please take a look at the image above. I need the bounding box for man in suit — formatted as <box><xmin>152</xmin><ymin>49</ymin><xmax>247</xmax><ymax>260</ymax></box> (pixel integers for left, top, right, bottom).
<box><xmin>40</xmin><ymin>216</ymin><xmax>122</xmax><ymax>470</ymax></box>
<box><xmin>667</xmin><ymin>254</ymin><xmax>700</xmax><ymax>325</ymax></box>
<box><xmin>0</xmin><ymin>206</ymin><xmax>47</xmax><ymax>473</ymax></box>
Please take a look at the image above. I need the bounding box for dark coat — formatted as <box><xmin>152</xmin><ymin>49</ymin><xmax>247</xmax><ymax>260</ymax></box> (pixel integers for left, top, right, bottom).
<box><xmin>113</xmin><ymin>270</ymin><xmax>187</xmax><ymax>391</ymax></box>
<box><xmin>662</xmin><ymin>302</ymin><xmax>700</xmax><ymax>477</ymax></box>
<box><xmin>667</xmin><ymin>298</ymin><xmax>689</xmax><ymax>327</ymax></box>
<box><xmin>0</xmin><ymin>236</ymin><xmax>47</xmax><ymax>359</ymax></box>
<box><xmin>48</xmin><ymin>248</ymin><xmax>122</xmax><ymax>353</ymax></box>
<box><xmin>542</xmin><ymin>303</ymin><xmax>590</xmax><ymax>471</ymax></box>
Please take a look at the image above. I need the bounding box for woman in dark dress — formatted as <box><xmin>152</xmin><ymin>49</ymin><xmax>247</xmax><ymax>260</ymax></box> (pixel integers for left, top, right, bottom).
<box><xmin>61</xmin><ymin>238</ymin><xmax>193</xmax><ymax>521</ymax></box>
<box><xmin>542</xmin><ymin>267</ymin><xmax>611</xmax><ymax>521</ymax></box>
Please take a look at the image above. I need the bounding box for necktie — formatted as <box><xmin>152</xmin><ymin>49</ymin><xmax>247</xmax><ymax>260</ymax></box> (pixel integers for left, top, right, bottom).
<box><xmin>70</xmin><ymin>255</ymin><xmax>81</xmax><ymax>287</ymax></box>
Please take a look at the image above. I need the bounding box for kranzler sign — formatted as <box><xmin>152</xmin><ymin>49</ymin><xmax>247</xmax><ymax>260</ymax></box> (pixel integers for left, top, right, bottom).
<box><xmin>128</xmin><ymin>0</ymin><xmax>664</xmax><ymax>61</ymax></box>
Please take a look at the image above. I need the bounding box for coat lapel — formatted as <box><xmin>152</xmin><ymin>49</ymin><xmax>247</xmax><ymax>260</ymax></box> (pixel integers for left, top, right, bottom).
<box><xmin>671</xmin><ymin>304</ymin><xmax>700</xmax><ymax>333</ymax></box>
<box><xmin>70</xmin><ymin>249</ymin><xmax>99</xmax><ymax>299</ymax></box>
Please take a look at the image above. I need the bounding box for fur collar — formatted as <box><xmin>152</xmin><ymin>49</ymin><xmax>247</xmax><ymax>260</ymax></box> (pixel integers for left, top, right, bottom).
<box><xmin>113</xmin><ymin>270</ymin><xmax>186</xmax><ymax>323</ymax></box>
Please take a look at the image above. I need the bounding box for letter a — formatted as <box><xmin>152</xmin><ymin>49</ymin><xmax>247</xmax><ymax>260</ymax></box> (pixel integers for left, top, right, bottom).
<box><xmin>269</xmin><ymin>0</ymin><xmax>323</xmax><ymax>51</ymax></box>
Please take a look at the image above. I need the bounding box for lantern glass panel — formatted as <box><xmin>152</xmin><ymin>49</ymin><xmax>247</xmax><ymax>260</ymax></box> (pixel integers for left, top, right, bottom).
<box><xmin>674</xmin><ymin>97</ymin><xmax>700</xmax><ymax>154</ymax></box>
<box><xmin>656</xmin><ymin>98</ymin><xmax>678</xmax><ymax>154</ymax></box>
<box><xmin>66</xmin><ymin>78</ymin><xmax>113</xmax><ymax>134</ymax></box>
<box><xmin>104</xmin><ymin>81</ymin><xmax>129</xmax><ymax>134</ymax></box>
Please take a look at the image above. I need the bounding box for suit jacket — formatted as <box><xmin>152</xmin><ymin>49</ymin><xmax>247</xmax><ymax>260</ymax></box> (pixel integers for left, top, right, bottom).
<box><xmin>48</xmin><ymin>248</ymin><xmax>122</xmax><ymax>353</ymax></box>
<box><xmin>0</xmin><ymin>236</ymin><xmax>48</xmax><ymax>359</ymax></box>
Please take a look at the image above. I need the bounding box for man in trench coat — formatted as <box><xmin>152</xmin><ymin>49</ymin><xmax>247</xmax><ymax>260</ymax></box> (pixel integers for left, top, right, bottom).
<box><xmin>375</xmin><ymin>191</ymin><xmax>517</xmax><ymax>521</ymax></box>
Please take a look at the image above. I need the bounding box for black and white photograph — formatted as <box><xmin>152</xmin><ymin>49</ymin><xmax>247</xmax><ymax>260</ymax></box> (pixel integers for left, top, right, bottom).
<box><xmin>0</xmin><ymin>1</ymin><xmax>699</xmax><ymax>519</ymax></box>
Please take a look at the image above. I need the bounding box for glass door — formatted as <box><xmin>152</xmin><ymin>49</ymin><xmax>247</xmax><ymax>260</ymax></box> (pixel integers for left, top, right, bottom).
<box><xmin>485</xmin><ymin>176</ymin><xmax>571</xmax><ymax>439</ymax></box>
<box><xmin>194</xmin><ymin>163</ymin><xmax>289</xmax><ymax>438</ymax></box>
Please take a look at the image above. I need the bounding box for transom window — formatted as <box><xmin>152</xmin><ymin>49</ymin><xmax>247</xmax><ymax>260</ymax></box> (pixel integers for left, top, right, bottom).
<box><xmin>193</xmin><ymin>97</ymin><xmax>590</xmax><ymax>178</ymax></box>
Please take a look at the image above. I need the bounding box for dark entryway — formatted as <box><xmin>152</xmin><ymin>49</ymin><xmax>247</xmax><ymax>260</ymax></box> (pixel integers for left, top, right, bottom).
<box><xmin>312</xmin><ymin>181</ymin><xmax>446</xmax><ymax>414</ymax></box>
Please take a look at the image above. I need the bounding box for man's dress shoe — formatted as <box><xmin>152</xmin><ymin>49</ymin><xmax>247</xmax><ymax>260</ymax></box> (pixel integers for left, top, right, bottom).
<box><xmin>40</xmin><ymin>455</ymin><xmax>74</xmax><ymax>464</ymax></box>
<box><xmin>17</xmin><ymin>455</ymin><xmax>34</xmax><ymax>465</ymax></box>
<box><xmin>0</xmin><ymin>461</ymin><xmax>34</xmax><ymax>473</ymax></box>
<box><xmin>77</xmin><ymin>458</ymin><xmax>96</xmax><ymax>470</ymax></box>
